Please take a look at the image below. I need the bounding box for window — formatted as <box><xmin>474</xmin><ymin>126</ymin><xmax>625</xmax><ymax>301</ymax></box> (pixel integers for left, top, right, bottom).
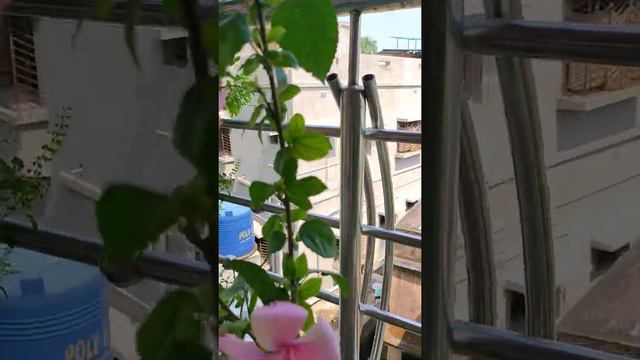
<box><xmin>396</xmin><ymin>119</ymin><xmax>421</xmax><ymax>153</ymax></box>
<box><xmin>590</xmin><ymin>243</ymin><xmax>629</xmax><ymax>281</ymax></box>
<box><xmin>4</xmin><ymin>16</ymin><xmax>40</xmax><ymax>104</ymax></box>
<box><xmin>162</xmin><ymin>37</ymin><xmax>188</xmax><ymax>68</ymax></box>
<box><xmin>220</xmin><ymin>128</ymin><xmax>232</xmax><ymax>157</ymax></box>
<box><xmin>505</xmin><ymin>289</ymin><xmax>525</xmax><ymax>334</ymax></box>
<box><xmin>378</xmin><ymin>214</ymin><xmax>385</xmax><ymax>227</ymax></box>
<box><xmin>269</xmin><ymin>133</ymin><xmax>279</xmax><ymax>144</ymax></box>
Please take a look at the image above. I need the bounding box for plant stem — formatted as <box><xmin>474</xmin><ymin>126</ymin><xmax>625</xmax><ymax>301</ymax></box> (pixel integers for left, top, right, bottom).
<box><xmin>254</xmin><ymin>0</ymin><xmax>297</xmax><ymax>304</ymax></box>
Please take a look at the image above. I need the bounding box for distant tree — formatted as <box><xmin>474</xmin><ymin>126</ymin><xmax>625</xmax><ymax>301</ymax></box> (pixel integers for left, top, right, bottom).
<box><xmin>360</xmin><ymin>36</ymin><xmax>378</xmax><ymax>54</ymax></box>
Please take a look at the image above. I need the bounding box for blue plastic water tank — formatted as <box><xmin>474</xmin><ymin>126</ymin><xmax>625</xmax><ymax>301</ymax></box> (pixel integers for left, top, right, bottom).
<box><xmin>0</xmin><ymin>248</ymin><xmax>111</xmax><ymax>360</ymax></box>
<box><xmin>219</xmin><ymin>201</ymin><xmax>255</xmax><ymax>257</ymax></box>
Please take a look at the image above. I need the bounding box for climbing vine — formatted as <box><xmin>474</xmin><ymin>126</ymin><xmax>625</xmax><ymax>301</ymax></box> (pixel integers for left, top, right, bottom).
<box><xmin>0</xmin><ymin>106</ymin><xmax>71</xmax><ymax>296</ymax></box>
<box><xmin>92</xmin><ymin>0</ymin><xmax>342</xmax><ymax>358</ymax></box>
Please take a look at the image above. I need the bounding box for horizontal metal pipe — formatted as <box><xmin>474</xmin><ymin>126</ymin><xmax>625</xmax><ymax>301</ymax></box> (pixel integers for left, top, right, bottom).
<box><xmin>0</xmin><ymin>219</ymin><xmax>210</xmax><ymax>286</ymax></box>
<box><xmin>219</xmin><ymin>192</ymin><xmax>341</xmax><ymax>227</ymax></box>
<box><xmin>219</xmin><ymin>193</ymin><xmax>421</xmax><ymax>248</ymax></box>
<box><xmin>1</xmin><ymin>219</ymin><xmax>633</xmax><ymax>359</ymax></box>
<box><xmin>6</xmin><ymin>0</ymin><xmax>421</xmax><ymax>25</ymax></box>
<box><xmin>464</xmin><ymin>17</ymin><xmax>640</xmax><ymax>66</ymax></box>
<box><xmin>361</xmin><ymin>303</ymin><xmax>421</xmax><ymax>335</ymax></box>
<box><xmin>221</xmin><ymin>119</ymin><xmax>421</xmax><ymax>144</ymax></box>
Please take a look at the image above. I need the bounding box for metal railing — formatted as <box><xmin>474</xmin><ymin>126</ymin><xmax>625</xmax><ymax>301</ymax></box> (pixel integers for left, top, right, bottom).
<box><xmin>1</xmin><ymin>0</ymin><xmax>640</xmax><ymax>359</ymax></box>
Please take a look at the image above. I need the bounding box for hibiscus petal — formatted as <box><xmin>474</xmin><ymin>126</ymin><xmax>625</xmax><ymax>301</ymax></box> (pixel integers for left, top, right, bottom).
<box><xmin>251</xmin><ymin>301</ymin><xmax>307</xmax><ymax>351</ymax></box>
<box><xmin>289</xmin><ymin>317</ymin><xmax>340</xmax><ymax>360</ymax></box>
<box><xmin>219</xmin><ymin>334</ymin><xmax>267</xmax><ymax>360</ymax></box>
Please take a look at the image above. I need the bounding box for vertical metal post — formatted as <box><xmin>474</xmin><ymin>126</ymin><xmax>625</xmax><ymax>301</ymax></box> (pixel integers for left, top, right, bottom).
<box><xmin>339</xmin><ymin>10</ymin><xmax>363</xmax><ymax>360</ymax></box>
<box><xmin>269</xmin><ymin>251</ymin><xmax>282</xmax><ymax>275</ymax></box>
<box><xmin>424</xmin><ymin>0</ymin><xmax>464</xmax><ymax>359</ymax></box>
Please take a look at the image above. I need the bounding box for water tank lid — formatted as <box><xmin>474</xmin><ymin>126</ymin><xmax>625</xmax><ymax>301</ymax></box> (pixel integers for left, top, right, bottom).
<box><xmin>0</xmin><ymin>248</ymin><xmax>104</xmax><ymax>318</ymax></box>
<box><xmin>219</xmin><ymin>201</ymin><xmax>252</xmax><ymax>218</ymax></box>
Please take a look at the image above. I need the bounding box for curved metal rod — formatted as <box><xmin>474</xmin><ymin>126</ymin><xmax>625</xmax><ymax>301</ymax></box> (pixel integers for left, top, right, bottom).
<box><xmin>361</xmin><ymin>157</ymin><xmax>378</xmax><ymax>304</ymax></box>
<box><xmin>482</xmin><ymin>0</ymin><xmax>556</xmax><ymax>339</ymax></box>
<box><xmin>459</xmin><ymin>101</ymin><xmax>497</xmax><ymax>329</ymax></box>
<box><xmin>363</xmin><ymin>74</ymin><xmax>396</xmax><ymax>360</ymax></box>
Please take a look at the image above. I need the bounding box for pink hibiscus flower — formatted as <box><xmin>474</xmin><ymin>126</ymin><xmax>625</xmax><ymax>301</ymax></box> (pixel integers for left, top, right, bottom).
<box><xmin>219</xmin><ymin>301</ymin><xmax>339</xmax><ymax>360</ymax></box>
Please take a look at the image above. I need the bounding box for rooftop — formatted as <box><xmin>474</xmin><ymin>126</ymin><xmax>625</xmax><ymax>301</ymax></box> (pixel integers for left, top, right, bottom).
<box><xmin>558</xmin><ymin>241</ymin><xmax>640</xmax><ymax>354</ymax></box>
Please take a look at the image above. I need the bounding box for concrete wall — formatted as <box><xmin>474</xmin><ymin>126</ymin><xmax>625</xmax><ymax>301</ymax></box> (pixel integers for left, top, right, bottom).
<box><xmin>34</xmin><ymin>18</ymin><xmax>194</xmax><ymax>237</ymax></box>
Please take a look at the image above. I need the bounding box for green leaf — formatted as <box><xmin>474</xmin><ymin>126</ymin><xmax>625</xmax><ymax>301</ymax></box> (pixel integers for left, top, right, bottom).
<box><xmin>300</xmin><ymin>301</ymin><xmax>315</xmax><ymax>331</ymax></box>
<box><xmin>248</xmin><ymin>290</ymin><xmax>258</xmax><ymax>314</ymax></box>
<box><xmin>267</xmin><ymin>25</ymin><xmax>286</xmax><ymax>43</ymax></box>
<box><xmin>265</xmin><ymin>50</ymin><xmax>298</xmax><ymax>68</ymax></box>
<box><xmin>219</xmin><ymin>13</ymin><xmax>251</xmax><ymax>73</ymax></box>
<box><xmin>285</xmin><ymin>190</ymin><xmax>311</xmax><ymax>210</ymax></box>
<box><xmin>294</xmin><ymin>253</ymin><xmax>308</xmax><ymax>282</ymax></box>
<box><xmin>298</xmin><ymin>277</ymin><xmax>322</xmax><ymax>301</ymax></box>
<box><xmin>267</xmin><ymin>231</ymin><xmax>286</xmax><ymax>255</ymax></box>
<box><xmin>194</xmin><ymin>283</ymin><xmax>213</xmax><ymax>315</ymax></box>
<box><xmin>273</xmin><ymin>148</ymin><xmax>297</xmax><ymax>184</ymax></box>
<box><xmin>265</xmin><ymin>0</ymin><xmax>285</xmax><ymax>8</ymax></box>
<box><xmin>124</xmin><ymin>0</ymin><xmax>141</xmax><ymax>68</ymax></box>
<box><xmin>220</xmin><ymin>320</ymin><xmax>251</xmax><ymax>338</ymax></box>
<box><xmin>25</xmin><ymin>213</ymin><xmax>38</xmax><ymax>231</ymax></box>
<box><xmin>279</xmin><ymin>85</ymin><xmax>300</xmax><ymax>103</ymax></box>
<box><xmin>157</xmin><ymin>341</ymin><xmax>212</xmax><ymax>360</ymax></box>
<box><xmin>172</xmin><ymin>177</ymin><xmax>214</xmax><ymax>221</ymax></box>
<box><xmin>95</xmin><ymin>0</ymin><xmax>115</xmax><ymax>18</ymax></box>
<box><xmin>173</xmin><ymin>78</ymin><xmax>217</xmax><ymax>178</ymax></box>
<box><xmin>96</xmin><ymin>185</ymin><xmax>179</xmax><ymax>264</ymax></box>
<box><xmin>242</xmin><ymin>55</ymin><xmax>261</xmax><ymax>76</ymax></box>
<box><xmin>249</xmin><ymin>181</ymin><xmax>276</xmax><ymax>207</ymax></box>
<box><xmin>291</xmin><ymin>208</ymin><xmax>308</xmax><ymax>221</ymax></box>
<box><xmin>136</xmin><ymin>290</ymin><xmax>203</xmax><ymax>360</ymax></box>
<box><xmin>298</xmin><ymin>219</ymin><xmax>336</xmax><ymax>258</ymax></box>
<box><xmin>284</xmin><ymin>113</ymin><xmax>305</xmax><ymax>143</ymax></box>
<box><xmin>283</xmin><ymin>253</ymin><xmax>295</xmax><ymax>280</ymax></box>
<box><xmin>272</xmin><ymin>0</ymin><xmax>338</xmax><ymax>81</ymax></box>
<box><xmin>262</xmin><ymin>214</ymin><xmax>283</xmax><ymax>240</ymax></box>
<box><xmin>201</xmin><ymin>19</ymin><xmax>217</xmax><ymax>61</ymax></box>
<box><xmin>162</xmin><ymin>0</ymin><xmax>184</xmax><ymax>24</ymax></box>
<box><xmin>291</xmin><ymin>131</ymin><xmax>332</xmax><ymax>161</ymax></box>
<box><xmin>225</xmin><ymin>260</ymin><xmax>288</xmax><ymax>304</ymax></box>
<box><xmin>247</xmin><ymin>105</ymin><xmax>264</xmax><ymax>131</ymax></box>
<box><xmin>0</xmin><ymin>158</ymin><xmax>15</xmax><ymax>179</ymax></box>
<box><xmin>292</xmin><ymin>176</ymin><xmax>326</xmax><ymax>196</ymax></box>
<box><xmin>221</xmin><ymin>276</ymin><xmax>247</xmax><ymax>302</ymax></box>
<box><xmin>10</xmin><ymin>157</ymin><xmax>23</xmax><ymax>172</ymax></box>
<box><xmin>326</xmin><ymin>272</ymin><xmax>348</xmax><ymax>298</ymax></box>
<box><xmin>285</xmin><ymin>176</ymin><xmax>326</xmax><ymax>210</ymax></box>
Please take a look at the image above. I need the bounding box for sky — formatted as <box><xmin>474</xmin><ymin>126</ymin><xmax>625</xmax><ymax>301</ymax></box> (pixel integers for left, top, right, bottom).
<box><xmin>338</xmin><ymin>8</ymin><xmax>422</xmax><ymax>51</ymax></box>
